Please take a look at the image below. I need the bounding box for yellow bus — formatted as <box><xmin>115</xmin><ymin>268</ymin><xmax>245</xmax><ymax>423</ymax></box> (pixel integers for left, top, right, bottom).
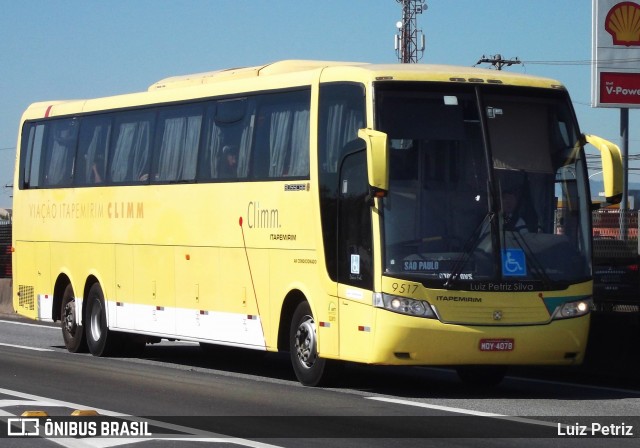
<box><xmin>12</xmin><ymin>60</ymin><xmax>622</xmax><ymax>386</ymax></box>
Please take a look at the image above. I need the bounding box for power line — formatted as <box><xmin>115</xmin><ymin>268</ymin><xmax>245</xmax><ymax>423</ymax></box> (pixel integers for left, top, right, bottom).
<box><xmin>523</xmin><ymin>58</ymin><xmax>640</xmax><ymax>66</ymax></box>
<box><xmin>474</xmin><ymin>55</ymin><xmax>640</xmax><ymax>71</ymax></box>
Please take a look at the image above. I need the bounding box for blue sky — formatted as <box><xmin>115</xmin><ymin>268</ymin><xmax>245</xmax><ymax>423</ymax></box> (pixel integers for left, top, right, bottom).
<box><xmin>1</xmin><ymin>0</ymin><xmax>637</xmax><ymax>209</ymax></box>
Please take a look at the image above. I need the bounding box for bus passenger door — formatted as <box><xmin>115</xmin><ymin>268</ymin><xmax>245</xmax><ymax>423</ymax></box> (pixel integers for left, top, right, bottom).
<box><xmin>337</xmin><ymin>150</ymin><xmax>375</xmax><ymax>363</ymax></box>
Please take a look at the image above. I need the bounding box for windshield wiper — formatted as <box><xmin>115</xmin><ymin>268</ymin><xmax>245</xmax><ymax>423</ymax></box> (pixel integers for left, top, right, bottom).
<box><xmin>444</xmin><ymin>212</ymin><xmax>495</xmax><ymax>289</ymax></box>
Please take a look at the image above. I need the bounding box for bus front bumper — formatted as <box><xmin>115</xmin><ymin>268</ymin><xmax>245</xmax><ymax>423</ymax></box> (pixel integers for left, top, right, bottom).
<box><xmin>366</xmin><ymin>311</ymin><xmax>589</xmax><ymax>366</ymax></box>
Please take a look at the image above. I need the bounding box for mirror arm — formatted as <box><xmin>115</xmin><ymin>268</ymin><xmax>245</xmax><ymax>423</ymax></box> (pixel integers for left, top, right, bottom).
<box><xmin>366</xmin><ymin>186</ymin><xmax>387</xmax><ymax>206</ymax></box>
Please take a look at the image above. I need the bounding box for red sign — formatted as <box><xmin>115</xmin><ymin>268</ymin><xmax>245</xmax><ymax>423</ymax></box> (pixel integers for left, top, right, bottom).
<box><xmin>600</xmin><ymin>72</ymin><xmax>640</xmax><ymax>105</ymax></box>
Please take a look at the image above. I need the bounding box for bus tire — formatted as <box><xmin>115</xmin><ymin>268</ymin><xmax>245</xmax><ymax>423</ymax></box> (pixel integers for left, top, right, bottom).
<box><xmin>456</xmin><ymin>365</ymin><xmax>507</xmax><ymax>388</ymax></box>
<box><xmin>61</xmin><ymin>284</ymin><xmax>87</xmax><ymax>353</ymax></box>
<box><xmin>289</xmin><ymin>301</ymin><xmax>338</xmax><ymax>386</ymax></box>
<box><xmin>85</xmin><ymin>283</ymin><xmax>122</xmax><ymax>357</ymax></box>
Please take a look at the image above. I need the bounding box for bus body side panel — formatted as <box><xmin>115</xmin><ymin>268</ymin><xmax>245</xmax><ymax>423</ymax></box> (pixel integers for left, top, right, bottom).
<box><xmin>202</xmin><ymin>246</ymin><xmax>268</xmax><ymax>348</ymax></box>
<box><xmin>113</xmin><ymin>244</ymin><xmax>134</xmax><ymax>329</ymax></box>
<box><xmin>173</xmin><ymin>245</ymin><xmax>220</xmax><ymax>341</ymax></box>
<box><xmin>268</xmin><ymin>249</ymin><xmax>338</xmax><ymax>354</ymax></box>
<box><xmin>131</xmin><ymin>245</ymin><xmax>176</xmax><ymax>336</ymax></box>
<box><xmin>13</xmin><ymin>241</ymin><xmax>51</xmax><ymax>321</ymax></box>
<box><xmin>337</xmin><ymin>285</ymin><xmax>375</xmax><ymax>363</ymax></box>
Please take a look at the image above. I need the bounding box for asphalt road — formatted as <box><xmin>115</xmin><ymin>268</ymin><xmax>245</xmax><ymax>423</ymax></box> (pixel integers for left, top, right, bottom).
<box><xmin>0</xmin><ymin>315</ymin><xmax>639</xmax><ymax>448</ymax></box>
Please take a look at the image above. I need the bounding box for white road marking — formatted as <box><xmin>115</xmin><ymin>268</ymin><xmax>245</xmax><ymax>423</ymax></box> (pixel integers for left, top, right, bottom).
<box><xmin>507</xmin><ymin>374</ymin><xmax>640</xmax><ymax>396</ymax></box>
<box><xmin>365</xmin><ymin>396</ymin><xmax>558</xmax><ymax>428</ymax></box>
<box><xmin>0</xmin><ymin>318</ymin><xmax>58</xmax><ymax>330</ymax></box>
<box><xmin>415</xmin><ymin>366</ymin><xmax>640</xmax><ymax>396</ymax></box>
<box><xmin>0</xmin><ymin>342</ymin><xmax>54</xmax><ymax>352</ymax></box>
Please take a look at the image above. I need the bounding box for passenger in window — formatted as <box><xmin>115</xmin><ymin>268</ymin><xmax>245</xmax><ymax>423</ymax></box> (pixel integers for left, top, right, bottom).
<box><xmin>91</xmin><ymin>164</ymin><xmax>102</xmax><ymax>183</ymax></box>
<box><xmin>502</xmin><ymin>190</ymin><xmax>528</xmax><ymax>232</ymax></box>
<box><xmin>91</xmin><ymin>154</ymin><xmax>105</xmax><ymax>183</ymax></box>
<box><xmin>220</xmin><ymin>145</ymin><xmax>238</xmax><ymax>178</ymax></box>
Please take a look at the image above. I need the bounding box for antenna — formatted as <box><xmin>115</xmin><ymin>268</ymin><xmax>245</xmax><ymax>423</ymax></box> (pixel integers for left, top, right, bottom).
<box><xmin>395</xmin><ymin>0</ymin><xmax>427</xmax><ymax>63</ymax></box>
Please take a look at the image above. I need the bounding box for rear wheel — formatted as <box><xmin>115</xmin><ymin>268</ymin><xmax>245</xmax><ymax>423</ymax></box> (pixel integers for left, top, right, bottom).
<box><xmin>289</xmin><ymin>301</ymin><xmax>340</xmax><ymax>386</ymax></box>
<box><xmin>85</xmin><ymin>283</ymin><xmax>123</xmax><ymax>356</ymax></box>
<box><xmin>61</xmin><ymin>284</ymin><xmax>87</xmax><ymax>353</ymax></box>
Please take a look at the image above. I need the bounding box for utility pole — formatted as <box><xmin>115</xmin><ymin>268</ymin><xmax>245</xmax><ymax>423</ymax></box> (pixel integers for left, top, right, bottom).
<box><xmin>476</xmin><ymin>54</ymin><xmax>521</xmax><ymax>70</ymax></box>
<box><xmin>395</xmin><ymin>0</ymin><xmax>427</xmax><ymax>63</ymax></box>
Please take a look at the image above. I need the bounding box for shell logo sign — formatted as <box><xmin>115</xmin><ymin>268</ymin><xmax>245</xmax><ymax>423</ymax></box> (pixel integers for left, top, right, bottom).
<box><xmin>605</xmin><ymin>1</ymin><xmax>640</xmax><ymax>46</ymax></box>
<box><xmin>592</xmin><ymin>0</ymin><xmax>640</xmax><ymax>107</ymax></box>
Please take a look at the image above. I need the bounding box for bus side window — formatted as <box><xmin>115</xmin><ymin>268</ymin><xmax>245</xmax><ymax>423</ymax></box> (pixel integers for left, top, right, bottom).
<box><xmin>76</xmin><ymin>115</ymin><xmax>112</xmax><ymax>185</ymax></box>
<box><xmin>43</xmin><ymin>118</ymin><xmax>78</xmax><ymax>187</ymax></box>
<box><xmin>153</xmin><ymin>104</ymin><xmax>203</xmax><ymax>182</ymax></box>
<box><xmin>199</xmin><ymin>98</ymin><xmax>254</xmax><ymax>181</ymax></box>
<box><xmin>282</xmin><ymin>103</ymin><xmax>310</xmax><ymax>178</ymax></box>
<box><xmin>21</xmin><ymin>123</ymin><xmax>45</xmax><ymax>189</ymax></box>
<box><xmin>252</xmin><ymin>90</ymin><xmax>310</xmax><ymax>180</ymax></box>
<box><xmin>109</xmin><ymin>111</ymin><xmax>155</xmax><ymax>184</ymax></box>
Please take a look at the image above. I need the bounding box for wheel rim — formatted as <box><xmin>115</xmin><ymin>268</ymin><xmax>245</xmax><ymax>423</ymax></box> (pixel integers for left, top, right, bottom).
<box><xmin>90</xmin><ymin>300</ymin><xmax>103</xmax><ymax>342</ymax></box>
<box><xmin>63</xmin><ymin>300</ymin><xmax>76</xmax><ymax>336</ymax></box>
<box><xmin>294</xmin><ymin>315</ymin><xmax>317</xmax><ymax>369</ymax></box>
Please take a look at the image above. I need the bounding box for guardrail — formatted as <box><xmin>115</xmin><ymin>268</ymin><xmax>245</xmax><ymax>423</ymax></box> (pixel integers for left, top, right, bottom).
<box><xmin>592</xmin><ymin>209</ymin><xmax>638</xmax><ymax>259</ymax></box>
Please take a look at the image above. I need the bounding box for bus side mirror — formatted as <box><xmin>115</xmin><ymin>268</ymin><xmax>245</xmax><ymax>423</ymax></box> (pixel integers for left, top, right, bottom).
<box><xmin>358</xmin><ymin>128</ymin><xmax>389</xmax><ymax>196</ymax></box>
<box><xmin>584</xmin><ymin>134</ymin><xmax>622</xmax><ymax>205</ymax></box>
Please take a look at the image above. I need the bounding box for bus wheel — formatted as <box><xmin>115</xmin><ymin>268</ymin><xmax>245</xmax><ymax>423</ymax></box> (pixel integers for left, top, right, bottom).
<box><xmin>85</xmin><ymin>283</ymin><xmax>122</xmax><ymax>357</ymax></box>
<box><xmin>456</xmin><ymin>365</ymin><xmax>507</xmax><ymax>388</ymax></box>
<box><xmin>290</xmin><ymin>301</ymin><xmax>337</xmax><ymax>386</ymax></box>
<box><xmin>61</xmin><ymin>284</ymin><xmax>87</xmax><ymax>353</ymax></box>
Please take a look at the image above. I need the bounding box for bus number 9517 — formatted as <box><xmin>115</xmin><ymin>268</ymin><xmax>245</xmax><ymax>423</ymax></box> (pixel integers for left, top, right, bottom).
<box><xmin>391</xmin><ymin>283</ymin><xmax>419</xmax><ymax>295</ymax></box>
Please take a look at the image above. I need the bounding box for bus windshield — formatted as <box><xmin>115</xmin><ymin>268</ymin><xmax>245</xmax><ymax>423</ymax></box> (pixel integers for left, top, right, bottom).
<box><xmin>376</xmin><ymin>83</ymin><xmax>590</xmax><ymax>290</ymax></box>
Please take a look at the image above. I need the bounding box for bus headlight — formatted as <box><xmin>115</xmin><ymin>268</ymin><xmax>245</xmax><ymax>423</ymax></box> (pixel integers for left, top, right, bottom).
<box><xmin>374</xmin><ymin>293</ymin><xmax>436</xmax><ymax>318</ymax></box>
<box><xmin>552</xmin><ymin>298</ymin><xmax>593</xmax><ymax>320</ymax></box>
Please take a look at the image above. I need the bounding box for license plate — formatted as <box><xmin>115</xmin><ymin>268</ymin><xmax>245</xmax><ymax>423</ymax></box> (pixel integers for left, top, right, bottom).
<box><xmin>479</xmin><ymin>339</ymin><xmax>514</xmax><ymax>351</ymax></box>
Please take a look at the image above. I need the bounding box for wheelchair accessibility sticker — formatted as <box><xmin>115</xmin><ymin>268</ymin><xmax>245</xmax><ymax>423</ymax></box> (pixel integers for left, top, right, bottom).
<box><xmin>502</xmin><ymin>249</ymin><xmax>526</xmax><ymax>277</ymax></box>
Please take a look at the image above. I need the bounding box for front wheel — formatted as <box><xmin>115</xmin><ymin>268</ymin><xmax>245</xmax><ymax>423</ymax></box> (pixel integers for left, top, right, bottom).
<box><xmin>61</xmin><ymin>284</ymin><xmax>87</xmax><ymax>353</ymax></box>
<box><xmin>289</xmin><ymin>301</ymin><xmax>340</xmax><ymax>386</ymax></box>
<box><xmin>85</xmin><ymin>283</ymin><xmax>123</xmax><ymax>356</ymax></box>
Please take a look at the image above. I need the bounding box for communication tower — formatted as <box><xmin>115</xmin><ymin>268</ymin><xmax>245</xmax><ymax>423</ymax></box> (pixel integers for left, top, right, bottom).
<box><xmin>395</xmin><ymin>0</ymin><xmax>427</xmax><ymax>63</ymax></box>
